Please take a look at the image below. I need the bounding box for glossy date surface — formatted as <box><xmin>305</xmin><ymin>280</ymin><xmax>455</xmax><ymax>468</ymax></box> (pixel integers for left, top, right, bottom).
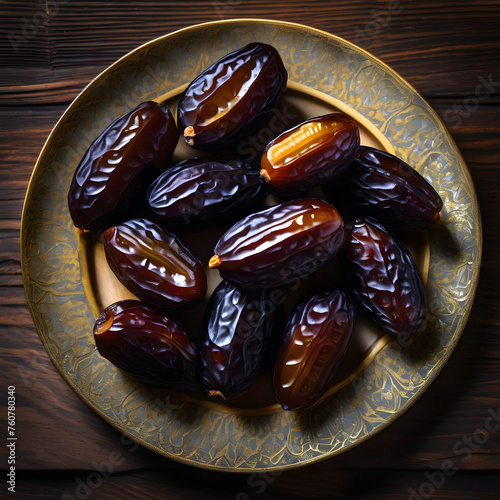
<box><xmin>177</xmin><ymin>42</ymin><xmax>287</xmax><ymax>151</ymax></box>
<box><xmin>273</xmin><ymin>290</ymin><xmax>355</xmax><ymax>411</ymax></box>
<box><xmin>147</xmin><ymin>156</ymin><xmax>263</xmax><ymax>225</ymax></box>
<box><xmin>209</xmin><ymin>198</ymin><xmax>345</xmax><ymax>289</ymax></box>
<box><xmin>342</xmin><ymin>217</ymin><xmax>427</xmax><ymax>336</ymax></box>
<box><xmin>340</xmin><ymin>146</ymin><xmax>443</xmax><ymax>229</ymax></box>
<box><xmin>199</xmin><ymin>280</ymin><xmax>272</xmax><ymax>403</ymax></box>
<box><xmin>260</xmin><ymin>112</ymin><xmax>360</xmax><ymax>194</ymax></box>
<box><xmin>103</xmin><ymin>219</ymin><xmax>207</xmax><ymax>309</ymax></box>
<box><xmin>93</xmin><ymin>300</ymin><xmax>198</xmax><ymax>392</ymax></box>
<box><xmin>68</xmin><ymin>101</ymin><xmax>178</xmax><ymax>234</ymax></box>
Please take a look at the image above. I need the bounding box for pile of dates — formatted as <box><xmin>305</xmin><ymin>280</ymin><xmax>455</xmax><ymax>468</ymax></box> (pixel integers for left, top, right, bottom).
<box><xmin>68</xmin><ymin>42</ymin><xmax>443</xmax><ymax>411</ymax></box>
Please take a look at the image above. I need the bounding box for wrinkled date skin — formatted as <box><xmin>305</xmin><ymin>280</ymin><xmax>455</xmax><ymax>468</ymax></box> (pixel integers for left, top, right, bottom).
<box><xmin>209</xmin><ymin>198</ymin><xmax>345</xmax><ymax>289</ymax></box>
<box><xmin>343</xmin><ymin>217</ymin><xmax>427</xmax><ymax>336</ymax></box>
<box><xmin>260</xmin><ymin>112</ymin><xmax>360</xmax><ymax>194</ymax></box>
<box><xmin>68</xmin><ymin>101</ymin><xmax>178</xmax><ymax>235</ymax></box>
<box><xmin>340</xmin><ymin>146</ymin><xmax>443</xmax><ymax>229</ymax></box>
<box><xmin>147</xmin><ymin>156</ymin><xmax>263</xmax><ymax>225</ymax></box>
<box><xmin>103</xmin><ymin>219</ymin><xmax>207</xmax><ymax>309</ymax></box>
<box><xmin>177</xmin><ymin>42</ymin><xmax>287</xmax><ymax>151</ymax></box>
<box><xmin>273</xmin><ymin>289</ymin><xmax>356</xmax><ymax>411</ymax></box>
<box><xmin>199</xmin><ymin>280</ymin><xmax>273</xmax><ymax>403</ymax></box>
<box><xmin>94</xmin><ymin>300</ymin><xmax>198</xmax><ymax>392</ymax></box>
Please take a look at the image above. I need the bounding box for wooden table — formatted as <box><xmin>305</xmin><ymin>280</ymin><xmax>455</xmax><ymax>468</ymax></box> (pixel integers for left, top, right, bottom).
<box><xmin>1</xmin><ymin>1</ymin><xmax>499</xmax><ymax>498</ymax></box>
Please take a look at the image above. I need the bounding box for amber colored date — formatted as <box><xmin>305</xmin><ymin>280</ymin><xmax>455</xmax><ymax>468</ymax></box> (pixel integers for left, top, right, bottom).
<box><xmin>147</xmin><ymin>156</ymin><xmax>263</xmax><ymax>225</ymax></box>
<box><xmin>199</xmin><ymin>281</ymin><xmax>273</xmax><ymax>403</ymax></box>
<box><xmin>68</xmin><ymin>101</ymin><xmax>178</xmax><ymax>235</ymax></box>
<box><xmin>342</xmin><ymin>217</ymin><xmax>426</xmax><ymax>336</ymax></box>
<box><xmin>177</xmin><ymin>42</ymin><xmax>287</xmax><ymax>151</ymax></box>
<box><xmin>260</xmin><ymin>112</ymin><xmax>360</xmax><ymax>194</ymax></box>
<box><xmin>209</xmin><ymin>198</ymin><xmax>345</xmax><ymax>289</ymax></box>
<box><xmin>103</xmin><ymin>219</ymin><xmax>207</xmax><ymax>309</ymax></box>
<box><xmin>273</xmin><ymin>289</ymin><xmax>355</xmax><ymax>411</ymax></box>
<box><xmin>340</xmin><ymin>146</ymin><xmax>443</xmax><ymax>229</ymax></box>
<box><xmin>94</xmin><ymin>300</ymin><xmax>198</xmax><ymax>392</ymax></box>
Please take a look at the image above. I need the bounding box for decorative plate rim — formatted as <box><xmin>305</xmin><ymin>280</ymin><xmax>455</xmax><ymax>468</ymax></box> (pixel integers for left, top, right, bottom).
<box><xmin>20</xmin><ymin>18</ymin><xmax>482</xmax><ymax>473</ymax></box>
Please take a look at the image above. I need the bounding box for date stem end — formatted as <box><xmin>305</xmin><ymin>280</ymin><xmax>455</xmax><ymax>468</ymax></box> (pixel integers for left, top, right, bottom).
<box><xmin>209</xmin><ymin>389</ymin><xmax>227</xmax><ymax>402</ymax></box>
<box><xmin>184</xmin><ymin>126</ymin><xmax>195</xmax><ymax>147</ymax></box>
<box><xmin>94</xmin><ymin>312</ymin><xmax>114</xmax><ymax>335</ymax></box>
<box><xmin>104</xmin><ymin>226</ymin><xmax>115</xmax><ymax>240</ymax></box>
<box><xmin>208</xmin><ymin>255</ymin><xmax>221</xmax><ymax>268</ymax></box>
<box><xmin>260</xmin><ymin>169</ymin><xmax>271</xmax><ymax>183</ymax></box>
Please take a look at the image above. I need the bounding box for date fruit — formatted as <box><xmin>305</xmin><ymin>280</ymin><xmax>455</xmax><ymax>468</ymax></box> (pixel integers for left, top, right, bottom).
<box><xmin>273</xmin><ymin>290</ymin><xmax>355</xmax><ymax>411</ymax></box>
<box><xmin>177</xmin><ymin>42</ymin><xmax>287</xmax><ymax>151</ymax></box>
<box><xmin>94</xmin><ymin>299</ymin><xmax>198</xmax><ymax>392</ymax></box>
<box><xmin>209</xmin><ymin>198</ymin><xmax>345</xmax><ymax>289</ymax></box>
<box><xmin>103</xmin><ymin>218</ymin><xmax>207</xmax><ymax>309</ymax></box>
<box><xmin>340</xmin><ymin>146</ymin><xmax>443</xmax><ymax>229</ymax></box>
<box><xmin>260</xmin><ymin>112</ymin><xmax>360</xmax><ymax>194</ymax></box>
<box><xmin>68</xmin><ymin>101</ymin><xmax>178</xmax><ymax>235</ymax></box>
<box><xmin>200</xmin><ymin>280</ymin><xmax>273</xmax><ymax>402</ymax></box>
<box><xmin>147</xmin><ymin>156</ymin><xmax>263</xmax><ymax>225</ymax></box>
<box><xmin>342</xmin><ymin>217</ymin><xmax>426</xmax><ymax>336</ymax></box>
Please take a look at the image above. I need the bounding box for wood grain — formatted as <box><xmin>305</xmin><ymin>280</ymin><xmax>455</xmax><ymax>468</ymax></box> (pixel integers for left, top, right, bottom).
<box><xmin>11</xmin><ymin>468</ymin><xmax>500</xmax><ymax>500</ymax></box>
<box><xmin>1</xmin><ymin>1</ymin><xmax>499</xmax><ymax>103</ymax></box>
<box><xmin>1</xmin><ymin>1</ymin><xmax>499</xmax><ymax>498</ymax></box>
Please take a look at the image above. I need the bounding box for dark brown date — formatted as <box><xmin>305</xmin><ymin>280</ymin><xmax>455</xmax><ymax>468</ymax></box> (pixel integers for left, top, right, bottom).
<box><xmin>199</xmin><ymin>280</ymin><xmax>273</xmax><ymax>403</ymax></box>
<box><xmin>260</xmin><ymin>113</ymin><xmax>360</xmax><ymax>194</ymax></box>
<box><xmin>68</xmin><ymin>101</ymin><xmax>178</xmax><ymax>235</ymax></box>
<box><xmin>147</xmin><ymin>156</ymin><xmax>263</xmax><ymax>226</ymax></box>
<box><xmin>339</xmin><ymin>146</ymin><xmax>443</xmax><ymax>229</ymax></box>
<box><xmin>94</xmin><ymin>300</ymin><xmax>198</xmax><ymax>392</ymax></box>
<box><xmin>103</xmin><ymin>219</ymin><xmax>207</xmax><ymax>309</ymax></box>
<box><xmin>273</xmin><ymin>289</ymin><xmax>355</xmax><ymax>411</ymax></box>
<box><xmin>177</xmin><ymin>42</ymin><xmax>287</xmax><ymax>151</ymax></box>
<box><xmin>342</xmin><ymin>217</ymin><xmax>426</xmax><ymax>336</ymax></box>
<box><xmin>209</xmin><ymin>198</ymin><xmax>345</xmax><ymax>289</ymax></box>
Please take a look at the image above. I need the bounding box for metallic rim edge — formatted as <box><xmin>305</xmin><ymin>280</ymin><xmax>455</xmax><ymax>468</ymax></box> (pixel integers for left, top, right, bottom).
<box><xmin>20</xmin><ymin>18</ymin><xmax>483</xmax><ymax>473</ymax></box>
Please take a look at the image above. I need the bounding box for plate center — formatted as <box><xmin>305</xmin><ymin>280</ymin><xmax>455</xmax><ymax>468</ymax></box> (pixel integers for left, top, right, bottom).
<box><xmin>84</xmin><ymin>86</ymin><xmax>430</xmax><ymax>411</ymax></box>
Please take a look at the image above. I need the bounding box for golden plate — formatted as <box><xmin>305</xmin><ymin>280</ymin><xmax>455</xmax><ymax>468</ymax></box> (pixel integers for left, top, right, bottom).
<box><xmin>21</xmin><ymin>19</ymin><xmax>482</xmax><ymax>472</ymax></box>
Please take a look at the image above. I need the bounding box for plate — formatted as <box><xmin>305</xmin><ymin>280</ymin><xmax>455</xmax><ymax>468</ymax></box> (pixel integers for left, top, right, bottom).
<box><xmin>21</xmin><ymin>19</ymin><xmax>482</xmax><ymax>472</ymax></box>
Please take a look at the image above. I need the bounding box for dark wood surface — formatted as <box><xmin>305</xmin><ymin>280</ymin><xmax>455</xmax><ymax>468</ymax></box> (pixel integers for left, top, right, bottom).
<box><xmin>1</xmin><ymin>1</ymin><xmax>499</xmax><ymax>498</ymax></box>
